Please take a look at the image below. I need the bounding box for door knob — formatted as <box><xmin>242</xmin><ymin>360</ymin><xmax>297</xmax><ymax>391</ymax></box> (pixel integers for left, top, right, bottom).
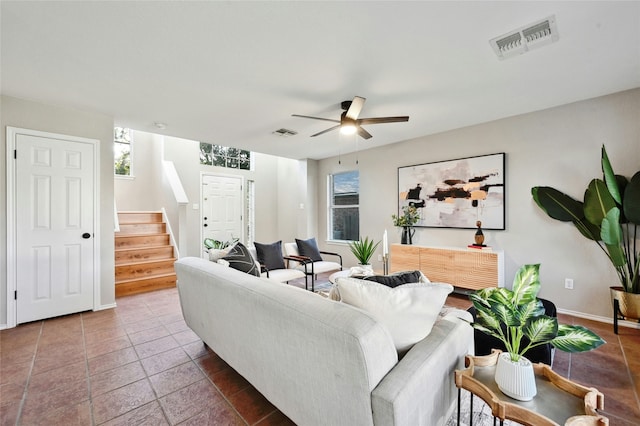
<box><xmin>82</xmin><ymin>233</ymin><xmax>91</xmax><ymax>239</ymax></box>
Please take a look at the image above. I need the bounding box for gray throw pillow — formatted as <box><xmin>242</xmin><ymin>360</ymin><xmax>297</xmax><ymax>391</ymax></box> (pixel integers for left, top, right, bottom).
<box><xmin>295</xmin><ymin>237</ymin><xmax>323</xmax><ymax>262</ymax></box>
<box><xmin>358</xmin><ymin>270</ymin><xmax>423</xmax><ymax>288</ymax></box>
<box><xmin>222</xmin><ymin>242</ymin><xmax>260</xmax><ymax>276</ymax></box>
<box><xmin>254</xmin><ymin>241</ymin><xmax>286</xmax><ymax>271</ymax></box>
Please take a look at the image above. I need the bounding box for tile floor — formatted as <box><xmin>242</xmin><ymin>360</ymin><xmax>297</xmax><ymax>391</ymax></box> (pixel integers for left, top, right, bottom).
<box><xmin>1</xmin><ymin>277</ymin><xmax>639</xmax><ymax>425</ymax></box>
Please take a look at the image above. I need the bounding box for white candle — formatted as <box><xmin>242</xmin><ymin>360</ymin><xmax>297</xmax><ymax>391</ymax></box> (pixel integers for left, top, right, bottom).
<box><xmin>383</xmin><ymin>229</ymin><xmax>388</xmax><ymax>256</ymax></box>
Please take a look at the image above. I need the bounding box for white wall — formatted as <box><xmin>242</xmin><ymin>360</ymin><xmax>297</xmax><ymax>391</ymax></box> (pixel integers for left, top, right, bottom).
<box><xmin>1</xmin><ymin>95</ymin><xmax>116</xmax><ymax>327</ymax></box>
<box><xmin>114</xmin><ymin>131</ymin><xmax>160</xmax><ymax>211</ymax></box>
<box><xmin>317</xmin><ymin>88</ymin><xmax>640</xmax><ymax>320</ymax></box>
<box><xmin>156</xmin><ymin>135</ymin><xmax>308</xmax><ymax>257</ymax></box>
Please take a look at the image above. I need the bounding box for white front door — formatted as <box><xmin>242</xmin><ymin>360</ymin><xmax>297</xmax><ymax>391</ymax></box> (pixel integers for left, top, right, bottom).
<box><xmin>201</xmin><ymin>174</ymin><xmax>243</xmax><ymax>257</ymax></box>
<box><xmin>13</xmin><ymin>132</ymin><xmax>96</xmax><ymax>324</ymax></box>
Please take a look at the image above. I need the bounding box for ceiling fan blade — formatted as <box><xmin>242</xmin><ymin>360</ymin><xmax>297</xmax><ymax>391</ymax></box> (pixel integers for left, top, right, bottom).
<box><xmin>311</xmin><ymin>124</ymin><xmax>341</xmax><ymax>137</ymax></box>
<box><xmin>292</xmin><ymin>114</ymin><xmax>340</xmax><ymax>124</ymax></box>
<box><xmin>357</xmin><ymin>126</ymin><xmax>373</xmax><ymax>140</ymax></box>
<box><xmin>357</xmin><ymin>116</ymin><xmax>410</xmax><ymax>125</ymax></box>
<box><xmin>345</xmin><ymin>96</ymin><xmax>366</xmax><ymax>120</ymax></box>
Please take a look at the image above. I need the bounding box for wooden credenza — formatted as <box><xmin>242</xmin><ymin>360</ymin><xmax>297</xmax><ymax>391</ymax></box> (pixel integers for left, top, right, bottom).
<box><xmin>390</xmin><ymin>244</ymin><xmax>504</xmax><ymax>291</ymax></box>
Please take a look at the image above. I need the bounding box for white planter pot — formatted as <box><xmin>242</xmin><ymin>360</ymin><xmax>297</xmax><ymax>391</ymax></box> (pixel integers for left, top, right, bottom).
<box><xmin>494</xmin><ymin>352</ymin><xmax>537</xmax><ymax>401</ymax></box>
<box><xmin>350</xmin><ymin>264</ymin><xmax>374</xmax><ymax>276</ymax></box>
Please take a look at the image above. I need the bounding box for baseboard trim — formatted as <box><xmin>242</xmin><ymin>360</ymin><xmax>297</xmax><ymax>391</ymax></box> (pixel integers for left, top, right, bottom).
<box><xmin>557</xmin><ymin>308</ymin><xmax>640</xmax><ymax>330</ymax></box>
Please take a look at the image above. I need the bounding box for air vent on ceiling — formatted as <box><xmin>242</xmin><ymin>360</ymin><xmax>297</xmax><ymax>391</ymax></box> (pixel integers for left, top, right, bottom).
<box><xmin>272</xmin><ymin>128</ymin><xmax>298</xmax><ymax>137</ymax></box>
<box><xmin>490</xmin><ymin>15</ymin><xmax>559</xmax><ymax>60</ymax></box>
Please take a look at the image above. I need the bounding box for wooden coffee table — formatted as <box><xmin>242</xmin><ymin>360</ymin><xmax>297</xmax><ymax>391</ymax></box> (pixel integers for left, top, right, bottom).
<box><xmin>454</xmin><ymin>350</ymin><xmax>608</xmax><ymax>426</ymax></box>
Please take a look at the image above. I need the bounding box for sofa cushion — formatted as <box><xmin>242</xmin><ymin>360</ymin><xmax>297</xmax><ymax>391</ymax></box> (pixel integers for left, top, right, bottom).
<box><xmin>335</xmin><ymin>277</ymin><xmax>453</xmax><ymax>354</ymax></box>
<box><xmin>357</xmin><ymin>270</ymin><xmax>427</xmax><ymax>288</ymax></box>
<box><xmin>221</xmin><ymin>242</ymin><xmax>260</xmax><ymax>276</ymax></box>
<box><xmin>254</xmin><ymin>241</ymin><xmax>286</xmax><ymax>270</ymax></box>
<box><xmin>295</xmin><ymin>237</ymin><xmax>323</xmax><ymax>262</ymax></box>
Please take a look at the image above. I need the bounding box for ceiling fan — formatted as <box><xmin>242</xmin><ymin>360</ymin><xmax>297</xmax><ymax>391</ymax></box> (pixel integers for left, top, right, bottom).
<box><xmin>292</xmin><ymin>96</ymin><xmax>409</xmax><ymax>140</ymax></box>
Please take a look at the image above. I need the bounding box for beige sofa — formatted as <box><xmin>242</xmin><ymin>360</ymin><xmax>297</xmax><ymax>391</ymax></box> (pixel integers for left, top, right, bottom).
<box><xmin>175</xmin><ymin>257</ymin><xmax>473</xmax><ymax>426</ymax></box>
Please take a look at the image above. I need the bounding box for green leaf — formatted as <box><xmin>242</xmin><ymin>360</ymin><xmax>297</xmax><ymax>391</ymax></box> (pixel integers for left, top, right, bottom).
<box><xmin>523</xmin><ymin>315</ymin><xmax>558</xmax><ymax>345</ymax></box>
<box><xmin>511</xmin><ymin>264</ymin><xmax>540</xmax><ymax>306</ymax></box>
<box><xmin>551</xmin><ymin>325</ymin><xmax>605</xmax><ymax>353</ymax></box>
<box><xmin>490</xmin><ymin>302</ymin><xmax>520</xmax><ymax>327</ymax></box>
<box><xmin>517</xmin><ymin>299</ymin><xmax>545</xmax><ymax>324</ymax></box>
<box><xmin>348</xmin><ymin>236</ymin><xmax>380</xmax><ymax>265</ymax></box>
<box><xmin>623</xmin><ymin>171</ymin><xmax>640</xmax><ymax>225</ymax></box>
<box><xmin>532</xmin><ymin>187</ymin><xmax>585</xmax><ymax>222</ymax></box>
<box><xmin>584</xmin><ymin>179</ymin><xmax>617</xmax><ymax>227</ymax></box>
<box><xmin>601</xmin><ymin>145</ymin><xmax>622</xmax><ymax>204</ymax></box>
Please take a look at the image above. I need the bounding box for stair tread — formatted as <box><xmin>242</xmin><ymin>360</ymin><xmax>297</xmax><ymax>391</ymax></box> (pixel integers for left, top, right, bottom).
<box><xmin>115</xmin><ymin>245</ymin><xmax>173</xmax><ymax>252</ymax></box>
<box><xmin>116</xmin><ymin>258</ymin><xmax>177</xmax><ymax>267</ymax></box>
<box><xmin>116</xmin><ymin>272</ymin><xmax>176</xmax><ymax>284</ymax></box>
<box><xmin>115</xmin><ymin>234</ymin><xmax>170</xmax><ymax>240</ymax></box>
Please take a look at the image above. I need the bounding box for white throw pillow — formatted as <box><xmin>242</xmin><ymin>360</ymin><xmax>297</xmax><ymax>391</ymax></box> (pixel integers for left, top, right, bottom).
<box><xmin>335</xmin><ymin>277</ymin><xmax>453</xmax><ymax>354</ymax></box>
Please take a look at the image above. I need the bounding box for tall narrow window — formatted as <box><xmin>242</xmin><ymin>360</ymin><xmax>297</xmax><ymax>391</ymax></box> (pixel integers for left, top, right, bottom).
<box><xmin>246</xmin><ymin>180</ymin><xmax>256</xmax><ymax>244</ymax></box>
<box><xmin>329</xmin><ymin>171</ymin><xmax>359</xmax><ymax>241</ymax></box>
<box><xmin>114</xmin><ymin>127</ymin><xmax>132</xmax><ymax>176</ymax></box>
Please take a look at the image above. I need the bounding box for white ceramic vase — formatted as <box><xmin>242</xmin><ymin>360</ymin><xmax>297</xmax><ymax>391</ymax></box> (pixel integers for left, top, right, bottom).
<box><xmin>494</xmin><ymin>352</ymin><xmax>537</xmax><ymax>401</ymax></box>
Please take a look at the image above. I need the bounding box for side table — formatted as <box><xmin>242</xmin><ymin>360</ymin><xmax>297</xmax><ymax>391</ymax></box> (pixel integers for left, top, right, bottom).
<box><xmin>454</xmin><ymin>350</ymin><xmax>608</xmax><ymax>426</ymax></box>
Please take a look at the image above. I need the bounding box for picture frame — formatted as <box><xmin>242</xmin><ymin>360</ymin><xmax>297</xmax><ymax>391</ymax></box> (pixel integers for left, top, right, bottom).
<box><xmin>397</xmin><ymin>153</ymin><xmax>505</xmax><ymax>230</ymax></box>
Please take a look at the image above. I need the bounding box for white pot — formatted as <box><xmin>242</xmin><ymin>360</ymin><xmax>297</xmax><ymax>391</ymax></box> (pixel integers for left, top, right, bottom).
<box><xmin>494</xmin><ymin>352</ymin><xmax>537</xmax><ymax>401</ymax></box>
<box><xmin>349</xmin><ymin>264</ymin><xmax>374</xmax><ymax>276</ymax></box>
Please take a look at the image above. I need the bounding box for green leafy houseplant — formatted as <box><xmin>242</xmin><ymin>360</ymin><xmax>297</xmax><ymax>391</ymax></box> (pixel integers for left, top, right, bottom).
<box><xmin>348</xmin><ymin>237</ymin><xmax>380</xmax><ymax>265</ymax></box>
<box><xmin>391</xmin><ymin>205</ymin><xmax>420</xmax><ymax>227</ymax></box>
<box><xmin>531</xmin><ymin>145</ymin><xmax>640</xmax><ymax>293</ymax></box>
<box><xmin>470</xmin><ymin>264</ymin><xmax>605</xmax><ymax>363</ymax></box>
<box><xmin>204</xmin><ymin>237</ymin><xmax>238</xmax><ymax>251</ymax></box>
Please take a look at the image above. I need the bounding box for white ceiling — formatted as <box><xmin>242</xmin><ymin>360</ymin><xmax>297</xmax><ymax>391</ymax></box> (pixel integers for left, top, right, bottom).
<box><xmin>2</xmin><ymin>1</ymin><xmax>639</xmax><ymax>160</ymax></box>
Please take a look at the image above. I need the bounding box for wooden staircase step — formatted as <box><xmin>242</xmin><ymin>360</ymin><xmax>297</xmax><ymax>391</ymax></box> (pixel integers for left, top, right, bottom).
<box><xmin>115</xmin><ymin>258</ymin><xmax>177</xmax><ymax>281</ymax></box>
<box><xmin>115</xmin><ymin>246</ymin><xmax>174</xmax><ymax>264</ymax></box>
<box><xmin>117</xmin><ymin>222</ymin><xmax>166</xmax><ymax>235</ymax></box>
<box><xmin>115</xmin><ymin>273</ymin><xmax>177</xmax><ymax>297</ymax></box>
<box><xmin>115</xmin><ymin>234</ymin><xmax>170</xmax><ymax>249</ymax></box>
<box><xmin>118</xmin><ymin>211</ymin><xmax>163</xmax><ymax>224</ymax></box>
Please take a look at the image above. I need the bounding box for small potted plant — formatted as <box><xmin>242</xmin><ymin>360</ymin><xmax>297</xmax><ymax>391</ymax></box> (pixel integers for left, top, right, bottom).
<box><xmin>204</xmin><ymin>237</ymin><xmax>239</xmax><ymax>261</ymax></box>
<box><xmin>348</xmin><ymin>237</ymin><xmax>380</xmax><ymax>269</ymax></box>
<box><xmin>532</xmin><ymin>145</ymin><xmax>640</xmax><ymax>331</ymax></box>
<box><xmin>470</xmin><ymin>264</ymin><xmax>604</xmax><ymax>401</ymax></box>
<box><xmin>391</xmin><ymin>205</ymin><xmax>420</xmax><ymax>244</ymax></box>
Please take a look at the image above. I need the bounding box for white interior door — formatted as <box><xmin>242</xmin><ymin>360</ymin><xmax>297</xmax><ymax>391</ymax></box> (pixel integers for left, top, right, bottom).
<box><xmin>14</xmin><ymin>133</ymin><xmax>96</xmax><ymax>324</ymax></box>
<box><xmin>201</xmin><ymin>174</ymin><xmax>243</xmax><ymax>256</ymax></box>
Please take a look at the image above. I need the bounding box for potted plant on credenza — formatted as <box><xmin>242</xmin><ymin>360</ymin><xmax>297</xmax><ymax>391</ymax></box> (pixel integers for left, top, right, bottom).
<box><xmin>531</xmin><ymin>145</ymin><xmax>640</xmax><ymax>333</ymax></box>
<box><xmin>392</xmin><ymin>205</ymin><xmax>420</xmax><ymax>244</ymax></box>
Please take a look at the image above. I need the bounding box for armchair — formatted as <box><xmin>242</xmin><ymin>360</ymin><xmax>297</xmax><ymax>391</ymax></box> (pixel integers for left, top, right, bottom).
<box><xmin>284</xmin><ymin>240</ymin><xmax>342</xmax><ymax>291</ymax></box>
<box><xmin>248</xmin><ymin>245</ymin><xmax>306</xmax><ymax>284</ymax></box>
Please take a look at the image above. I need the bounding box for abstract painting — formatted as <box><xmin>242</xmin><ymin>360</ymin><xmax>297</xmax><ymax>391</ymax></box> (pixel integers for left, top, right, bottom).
<box><xmin>397</xmin><ymin>153</ymin><xmax>505</xmax><ymax>229</ymax></box>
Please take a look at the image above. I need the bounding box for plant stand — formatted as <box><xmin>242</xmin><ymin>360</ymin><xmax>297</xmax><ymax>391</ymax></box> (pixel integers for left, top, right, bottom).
<box><xmin>454</xmin><ymin>350</ymin><xmax>608</xmax><ymax>426</ymax></box>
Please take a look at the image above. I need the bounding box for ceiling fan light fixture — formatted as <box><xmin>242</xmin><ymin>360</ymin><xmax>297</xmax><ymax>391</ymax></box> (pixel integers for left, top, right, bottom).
<box><xmin>340</xmin><ymin>124</ymin><xmax>357</xmax><ymax>135</ymax></box>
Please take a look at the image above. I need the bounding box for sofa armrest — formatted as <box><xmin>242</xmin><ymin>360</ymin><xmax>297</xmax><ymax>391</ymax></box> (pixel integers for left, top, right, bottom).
<box><xmin>371</xmin><ymin>316</ymin><xmax>473</xmax><ymax>426</ymax></box>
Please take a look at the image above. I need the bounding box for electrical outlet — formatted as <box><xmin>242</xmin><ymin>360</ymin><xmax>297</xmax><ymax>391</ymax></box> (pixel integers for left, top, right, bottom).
<box><xmin>377</xmin><ymin>254</ymin><xmax>383</xmax><ymax>262</ymax></box>
<box><xmin>565</xmin><ymin>278</ymin><xmax>574</xmax><ymax>289</ymax></box>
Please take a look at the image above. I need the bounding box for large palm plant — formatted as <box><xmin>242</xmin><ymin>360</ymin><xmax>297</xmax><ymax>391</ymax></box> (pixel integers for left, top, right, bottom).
<box><xmin>531</xmin><ymin>145</ymin><xmax>640</xmax><ymax>293</ymax></box>
<box><xmin>470</xmin><ymin>264</ymin><xmax>604</xmax><ymax>362</ymax></box>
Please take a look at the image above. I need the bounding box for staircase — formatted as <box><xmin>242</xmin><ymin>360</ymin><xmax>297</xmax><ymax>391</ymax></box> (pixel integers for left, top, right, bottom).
<box><xmin>115</xmin><ymin>211</ymin><xmax>177</xmax><ymax>297</ymax></box>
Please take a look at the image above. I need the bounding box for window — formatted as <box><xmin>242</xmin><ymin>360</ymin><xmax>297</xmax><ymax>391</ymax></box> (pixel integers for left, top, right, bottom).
<box><xmin>200</xmin><ymin>143</ymin><xmax>252</xmax><ymax>170</ymax></box>
<box><xmin>114</xmin><ymin>127</ymin><xmax>132</xmax><ymax>176</ymax></box>
<box><xmin>329</xmin><ymin>171</ymin><xmax>359</xmax><ymax>241</ymax></box>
